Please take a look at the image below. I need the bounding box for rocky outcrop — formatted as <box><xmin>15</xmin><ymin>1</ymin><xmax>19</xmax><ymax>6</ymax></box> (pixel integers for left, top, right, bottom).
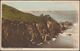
<box><xmin>2</xmin><ymin>4</ymin><xmax>62</xmax><ymax>48</ymax></box>
<box><xmin>2</xmin><ymin>16</ymin><xmax>61</xmax><ymax>48</ymax></box>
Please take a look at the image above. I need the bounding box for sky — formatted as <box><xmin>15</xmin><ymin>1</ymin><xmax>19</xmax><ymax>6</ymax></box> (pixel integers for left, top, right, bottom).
<box><xmin>2</xmin><ymin>1</ymin><xmax>79</xmax><ymax>11</ymax></box>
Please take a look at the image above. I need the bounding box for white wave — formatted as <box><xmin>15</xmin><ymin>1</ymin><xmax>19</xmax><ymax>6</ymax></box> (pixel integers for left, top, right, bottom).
<box><xmin>50</xmin><ymin>23</ymin><xmax>79</xmax><ymax>48</ymax></box>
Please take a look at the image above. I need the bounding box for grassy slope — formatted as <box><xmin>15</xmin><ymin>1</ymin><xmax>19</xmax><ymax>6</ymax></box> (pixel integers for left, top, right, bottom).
<box><xmin>2</xmin><ymin>4</ymin><xmax>58</xmax><ymax>24</ymax></box>
<box><xmin>2</xmin><ymin>4</ymin><xmax>40</xmax><ymax>22</ymax></box>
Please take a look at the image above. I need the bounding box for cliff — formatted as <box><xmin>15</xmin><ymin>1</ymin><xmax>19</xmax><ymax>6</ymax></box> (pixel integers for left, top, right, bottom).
<box><xmin>2</xmin><ymin>4</ymin><xmax>61</xmax><ymax>48</ymax></box>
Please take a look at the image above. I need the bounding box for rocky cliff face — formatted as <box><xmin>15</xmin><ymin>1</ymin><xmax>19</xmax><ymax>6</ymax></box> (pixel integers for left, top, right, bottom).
<box><xmin>2</xmin><ymin>4</ymin><xmax>61</xmax><ymax>48</ymax></box>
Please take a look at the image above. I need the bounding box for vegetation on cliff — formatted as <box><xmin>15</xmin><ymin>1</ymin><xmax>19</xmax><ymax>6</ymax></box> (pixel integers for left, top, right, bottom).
<box><xmin>2</xmin><ymin>4</ymin><xmax>61</xmax><ymax>48</ymax></box>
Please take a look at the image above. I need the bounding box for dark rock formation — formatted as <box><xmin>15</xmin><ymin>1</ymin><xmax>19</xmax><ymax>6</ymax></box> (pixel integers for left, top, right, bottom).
<box><xmin>2</xmin><ymin>16</ymin><xmax>61</xmax><ymax>48</ymax></box>
<box><xmin>2</xmin><ymin>4</ymin><xmax>62</xmax><ymax>48</ymax></box>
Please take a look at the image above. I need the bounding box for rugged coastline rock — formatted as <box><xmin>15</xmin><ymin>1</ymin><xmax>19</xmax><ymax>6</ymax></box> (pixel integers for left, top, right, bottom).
<box><xmin>2</xmin><ymin>4</ymin><xmax>62</xmax><ymax>48</ymax></box>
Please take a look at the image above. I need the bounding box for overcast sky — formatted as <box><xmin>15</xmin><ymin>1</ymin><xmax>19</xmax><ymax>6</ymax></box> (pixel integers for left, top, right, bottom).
<box><xmin>2</xmin><ymin>1</ymin><xmax>79</xmax><ymax>11</ymax></box>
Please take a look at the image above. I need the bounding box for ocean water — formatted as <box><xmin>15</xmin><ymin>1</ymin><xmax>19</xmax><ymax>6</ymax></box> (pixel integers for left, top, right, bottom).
<box><xmin>29</xmin><ymin>11</ymin><xmax>79</xmax><ymax>48</ymax></box>
<box><xmin>26</xmin><ymin>11</ymin><xmax>78</xmax><ymax>23</ymax></box>
<box><xmin>42</xmin><ymin>23</ymin><xmax>79</xmax><ymax>48</ymax></box>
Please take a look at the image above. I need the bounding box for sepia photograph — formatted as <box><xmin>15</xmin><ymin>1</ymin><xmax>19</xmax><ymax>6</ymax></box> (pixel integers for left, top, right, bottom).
<box><xmin>0</xmin><ymin>1</ymin><xmax>79</xmax><ymax>51</ymax></box>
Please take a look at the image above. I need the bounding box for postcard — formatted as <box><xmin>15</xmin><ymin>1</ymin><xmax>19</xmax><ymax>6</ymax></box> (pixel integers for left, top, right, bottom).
<box><xmin>0</xmin><ymin>1</ymin><xmax>79</xmax><ymax>51</ymax></box>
